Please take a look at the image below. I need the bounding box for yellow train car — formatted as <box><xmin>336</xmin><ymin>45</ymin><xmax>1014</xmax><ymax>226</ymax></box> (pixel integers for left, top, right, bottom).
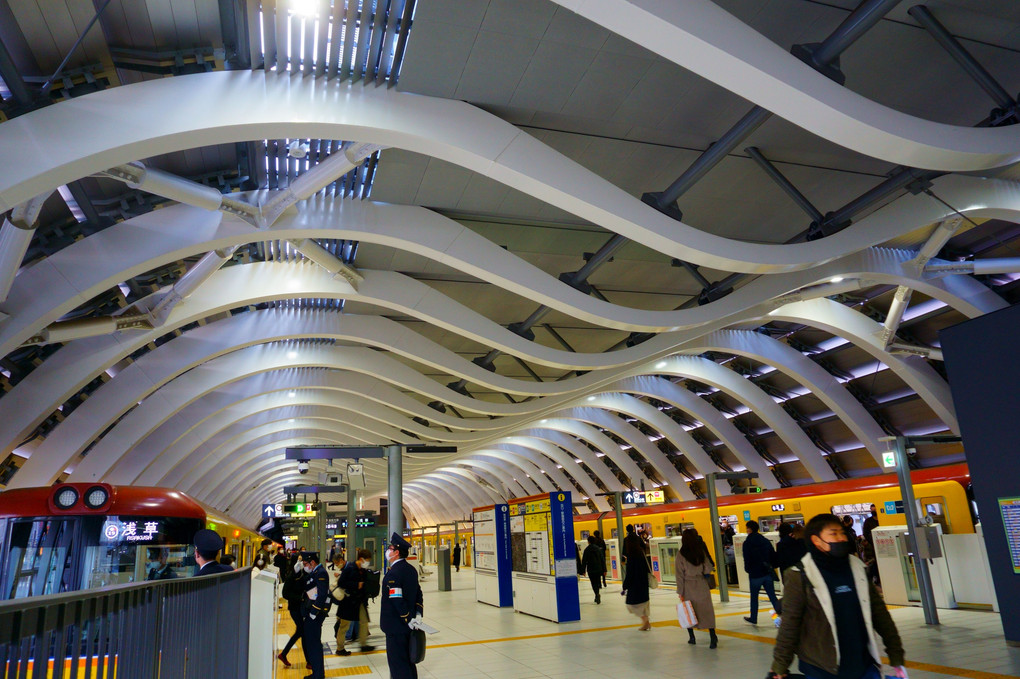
<box><xmin>573</xmin><ymin>464</ymin><xmax>973</xmax><ymax>549</ymax></box>
<box><xmin>410</xmin><ymin>528</ymin><xmax>475</xmax><ymax>567</ymax></box>
<box><xmin>206</xmin><ymin>509</ymin><xmax>265</xmax><ymax>567</ymax></box>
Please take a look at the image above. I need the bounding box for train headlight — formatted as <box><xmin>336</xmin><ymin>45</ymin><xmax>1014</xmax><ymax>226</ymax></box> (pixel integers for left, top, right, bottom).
<box><xmin>54</xmin><ymin>487</ymin><xmax>79</xmax><ymax>510</ymax></box>
<box><xmin>83</xmin><ymin>486</ymin><xmax>109</xmax><ymax>509</ymax></box>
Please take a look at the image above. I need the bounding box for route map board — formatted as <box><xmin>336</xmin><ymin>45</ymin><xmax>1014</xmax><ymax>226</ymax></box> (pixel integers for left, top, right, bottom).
<box><xmin>998</xmin><ymin>497</ymin><xmax>1020</xmax><ymax>574</ymax></box>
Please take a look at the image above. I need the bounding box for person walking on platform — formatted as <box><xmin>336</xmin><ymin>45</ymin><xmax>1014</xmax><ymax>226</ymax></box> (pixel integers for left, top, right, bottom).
<box><xmin>621</xmin><ymin>524</ymin><xmax>652</xmax><ymax>631</ymax></box>
<box><xmin>743</xmin><ymin>520</ymin><xmax>782</xmax><ymax>626</ymax></box>
<box><xmin>675</xmin><ymin>528</ymin><xmax>718</xmax><ymax>648</ymax></box>
<box><xmin>278</xmin><ymin>557</ymin><xmax>306</xmax><ymax>668</ymax></box>
<box><xmin>335</xmin><ymin>548</ymin><xmax>375</xmax><ymax>655</ymax></box>
<box><xmin>592</xmin><ymin>530</ymin><xmax>608</xmax><ymax>587</ymax></box>
<box><xmin>771</xmin><ymin>513</ymin><xmax>906</xmax><ymax>679</ymax></box>
<box><xmin>381</xmin><ymin>533</ymin><xmax>424</xmax><ymax>679</ymax></box>
<box><xmin>193</xmin><ymin>529</ymin><xmax>231</xmax><ymax>576</ymax></box>
<box><xmin>581</xmin><ymin>535</ymin><xmax>606</xmax><ymax>604</ymax></box>
<box><xmin>775</xmin><ymin>523</ymin><xmax>808</xmax><ymax>575</ymax></box>
<box><xmin>453</xmin><ymin>542</ymin><xmax>461</xmax><ymax>572</ymax></box>
<box><xmin>300</xmin><ymin>551</ymin><xmax>330</xmax><ymax>679</ymax></box>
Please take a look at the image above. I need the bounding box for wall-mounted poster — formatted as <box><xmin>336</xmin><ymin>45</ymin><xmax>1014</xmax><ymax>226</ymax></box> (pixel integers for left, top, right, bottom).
<box><xmin>997</xmin><ymin>497</ymin><xmax>1020</xmax><ymax>574</ymax></box>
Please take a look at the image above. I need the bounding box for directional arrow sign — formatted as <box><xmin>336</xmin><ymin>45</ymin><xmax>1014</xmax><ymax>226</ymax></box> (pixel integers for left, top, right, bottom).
<box><xmin>262</xmin><ymin>504</ymin><xmax>276</xmax><ymax>518</ymax></box>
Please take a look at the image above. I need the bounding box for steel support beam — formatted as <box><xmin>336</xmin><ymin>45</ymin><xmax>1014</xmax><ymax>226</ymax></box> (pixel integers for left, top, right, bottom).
<box><xmin>909</xmin><ymin>5</ymin><xmax>1019</xmax><ymax>115</ymax></box>
<box><xmin>745</xmin><ymin>147</ymin><xmax>824</xmax><ymax>223</ymax></box>
<box><xmin>885</xmin><ymin>436</ymin><xmax>939</xmax><ymax>625</ymax></box>
<box><xmin>705</xmin><ymin>471</ymin><xmax>757</xmax><ymax>603</ymax></box>
<box><xmin>387</xmin><ymin>444</ymin><xmax>402</xmax><ymax>542</ymax></box>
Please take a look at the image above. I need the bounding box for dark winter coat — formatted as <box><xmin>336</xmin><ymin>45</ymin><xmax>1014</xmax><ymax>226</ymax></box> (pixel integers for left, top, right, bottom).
<box><xmin>336</xmin><ymin>562</ymin><xmax>367</xmax><ymax>621</ymax></box>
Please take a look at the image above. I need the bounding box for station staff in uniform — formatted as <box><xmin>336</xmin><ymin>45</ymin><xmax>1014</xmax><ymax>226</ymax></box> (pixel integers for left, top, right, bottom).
<box><xmin>193</xmin><ymin>529</ymin><xmax>232</xmax><ymax>576</ymax></box>
<box><xmin>381</xmin><ymin>533</ymin><xmax>424</xmax><ymax>679</ymax></box>
<box><xmin>301</xmin><ymin>551</ymin><xmax>330</xmax><ymax>679</ymax></box>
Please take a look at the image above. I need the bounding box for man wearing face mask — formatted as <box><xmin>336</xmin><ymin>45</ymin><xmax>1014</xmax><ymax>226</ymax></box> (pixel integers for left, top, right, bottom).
<box><xmin>300</xmin><ymin>552</ymin><xmax>330</xmax><ymax>679</ymax></box>
<box><xmin>146</xmin><ymin>548</ymin><xmax>176</xmax><ymax>580</ymax></box>
<box><xmin>381</xmin><ymin>533</ymin><xmax>424</xmax><ymax>679</ymax></box>
<box><xmin>771</xmin><ymin>513</ymin><xmax>905</xmax><ymax>679</ymax></box>
<box><xmin>335</xmin><ymin>548</ymin><xmax>376</xmax><ymax>655</ymax></box>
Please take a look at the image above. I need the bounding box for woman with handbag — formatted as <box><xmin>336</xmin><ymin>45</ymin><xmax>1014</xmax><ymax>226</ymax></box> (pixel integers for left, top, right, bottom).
<box><xmin>675</xmin><ymin>528</ymin><xmax>718</xmax><ymax>648</ymax></box>
<box><xmin>621</xmin><ymin>524</ymin><xmax>652</xmax><ymax>631</ymax></box>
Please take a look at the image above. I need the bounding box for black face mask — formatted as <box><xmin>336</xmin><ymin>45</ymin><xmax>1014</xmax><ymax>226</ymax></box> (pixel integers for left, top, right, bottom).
<box><xmin>824</xmin><ymin>540</ymin><xmax>853</xmax><ymax>558</ymax></box>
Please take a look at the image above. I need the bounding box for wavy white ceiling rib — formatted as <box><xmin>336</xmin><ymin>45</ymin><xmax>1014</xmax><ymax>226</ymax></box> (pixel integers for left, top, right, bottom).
<box><xmin>0</xmin><ymin>26</ymin><xmax>1011</xmax><ymax>525</ymax></box>
<box><xmin>3</xmin><ymin>72</ymin><xmax>1020</xmax><ymax>273</ymax></box>
<box><xmin>552</xmin><ymin>0</ymin><xmax>1020</xmax><ymax>171</ymax></box>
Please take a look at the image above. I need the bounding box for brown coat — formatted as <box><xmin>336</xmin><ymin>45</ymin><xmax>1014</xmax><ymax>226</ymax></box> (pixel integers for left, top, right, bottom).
<box><xmin>674</xmin><ymin>551</ymin><xmax>716</xmax><ymax>629</ymax></box>
<box><xmin>772</xmin><ymin>553</ymin><xmax>904</xmax><ymax>676</ymax></box>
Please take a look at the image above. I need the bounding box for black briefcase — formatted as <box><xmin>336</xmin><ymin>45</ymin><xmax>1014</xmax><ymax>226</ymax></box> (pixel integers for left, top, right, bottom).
<box><xmin>409</xmin><ymin>628</ymin><xmax>427</xmax><ymax>664</ymax></box>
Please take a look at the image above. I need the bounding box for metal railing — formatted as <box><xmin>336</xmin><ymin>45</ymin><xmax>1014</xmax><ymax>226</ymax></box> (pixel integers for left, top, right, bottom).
<box><xmin>0</xmin><ymin>568</ymin><xmax>250</xmax><ymax>678</ymax></box>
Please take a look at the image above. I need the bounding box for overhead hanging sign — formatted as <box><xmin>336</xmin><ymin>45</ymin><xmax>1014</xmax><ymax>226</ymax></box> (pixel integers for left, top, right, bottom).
<box><xmin>622</xmin><ymin>490</ymin><xmax>665</xmax><ymax>505</ymax></box>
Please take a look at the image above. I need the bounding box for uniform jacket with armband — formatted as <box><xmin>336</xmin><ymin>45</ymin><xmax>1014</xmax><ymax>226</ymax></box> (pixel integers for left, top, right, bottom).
<box><xmin>772</xmin><ymin>553</ymin><xmax>904</xmax><ymax>677</ymax></box>
<box><xmin>302</xmin><ymin>563</ymin><xmax>330</xmax><ymax>620</ymax></box>
<box><xmin>380</xmin><ymin>557</ymin><xmax>423</xmax><ymax>634</ymax></box>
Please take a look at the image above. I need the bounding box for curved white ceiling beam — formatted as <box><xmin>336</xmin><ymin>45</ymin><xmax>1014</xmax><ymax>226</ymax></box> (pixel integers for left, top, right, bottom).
<box><xmin>178</xmin><ymin>422</ymin><xmax>365</xmax><ymax>494</ymax></box>
<box><xmin>767</xmin><ymin>298</ymin><xmax>958</xmax><ymax>432</ymax></box>
<box><xmin>587</xmin><ymin>393</ymin><xmax>730</xmax><ymax>485</ymax></box>
<box><xmin>3</xmin><ymin>70</ymin><xmax>1019</xmax><ymax>272</ymax></box>
<box><xmin>462</xmin><ymin>456</ymin><xmax>543</xmax><ymax>497</ymax></box>
<box><xmin>486</xmin><ymin>444</ymin><xmax>582</xmax><ymax>501</ymax></box>
<box><xmin>110</xmin><ymin>386</ymin><xmax>445</xmax><ymax>487</ymax></box>
<box><xmin>431</xmin><ymin>468</ymin><xmax>506</xmax><ymax>506</ymax></box>
<box><xmin>551</xmin><ymin>0</ymin><xmax>1020</xmax><ymax>170</ymax></box>
<box><xmin>656</xmin><ymin>356</ymin><xmax>837</xmax><ymax>482</ymax></box>
<box><xmin>42</xmin><ymin>344</ymin><xmax>462</xmax><ymax>487</ymax></box>
<box><xmin>146</xmin><ymin>406</ymin><xmax>369</xmax><ymax>486</ymax></box>
<box><xmin>406</xmin><ymin>478</ymin><xmax>481</xmax><ymax>518</ymax></box>
<box><xmin>205</xmin><ymin>438</ymin><xmax>346</xmax><ymax>508</ymax></box>
<box><xmin>0</xmin><ymin>189</ymin><xmax>1005</xmax><ymax>373</ymax></box>
<box><xmin>430</xmin><ymin>468</ymin><xmax>504</xmax><ymax>507</ymax></box>
<box><xmin>513</xmin><ymin>429</ymin><xmax>626</xmax><ymax>494</ymax></box>
<box><xmin>496</xmin><ymin>436</ymin><xmax>609</xmax><ymax>510</ymax></box>
<box><xmin>0</xmin><ymin>244</ymin><xmax>987</xmax><ymax>475</ymax></box>
<box><xmin>701</xmin><ymin>329</ymin><xmax>887</xmax><ymax>462</ymax></box>
<box><xmin>611</xmin><ymin>375</ymin><xmax>775</xmax><ymax>483</ymax></box>
<box><xmin>402</xmin><ymin>483</ymin><xmax>463</xmax><ymax>523</ymax></box>
<box><xmin>566</xmin><ymin>407</ymin><xmax>697</xmax><ymax>500</ymax></box>
<box><xmin>530</xmin><ymin>419</ymin><xmax>652</xmax><ymax>491</ymax></box>
<box><xmin>139</xmin><ymin>384</ymin><xmax>440</xmax><ymax>488</ymax></box>
<box><xmin>401</xmin><ymin>494</ymin><xmax>436</xmax><ymax>528</ymax></box>
<box><xmin>452</xmin><ymin>464</ymin><xmax>522</xmax><ymax>500</ymax></box>
<box><xmin>475</xmin><ymin>452</ymin><xmax>555</xmax><ymax>495</ymax></box>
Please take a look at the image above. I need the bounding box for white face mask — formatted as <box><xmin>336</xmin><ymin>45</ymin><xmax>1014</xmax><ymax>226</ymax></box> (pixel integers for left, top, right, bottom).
<box><xmin>361</xmin><ymin>560</ymin><xmax>371</xmax><ymax>569</ymax></box>
<box><xmin>303</xmin><ymin>564</ymin><xmax>313</xmax><ymax>573</ymax></box>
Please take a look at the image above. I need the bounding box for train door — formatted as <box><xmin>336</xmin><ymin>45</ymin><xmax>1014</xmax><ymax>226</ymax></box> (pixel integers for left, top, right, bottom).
<box><xmin>2</xmin><ymin>517</ymin><xmax>80</xmax><ymax>600</ymax></box>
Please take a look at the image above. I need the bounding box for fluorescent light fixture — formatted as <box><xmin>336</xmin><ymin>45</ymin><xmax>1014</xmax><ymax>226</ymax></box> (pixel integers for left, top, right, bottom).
<box><xmin>655</xmin><ymin>361</ymin><xmax>668</xmax><ymax>369</ymax></box>
<box><xmin>287</xmin><ymin>350</ymin><xmax>298</xmax><ymax>359</ymax></box>
<box><xmin>829</xmin><ymin>276</ymin><xmax>844</xmax><ymax>283</ymax></box>
<box><xmin>587</xmin><ymin>396</ymin><xmax>596</xmax><ymax>401</ymax></box>
<box><xmin>288</xmin><ymin>418</ymin><xmax>295</xmax><ymax>423</ymax></box>
<box><xmin>540</xmin><ymin>419</ymin><xmax>547</xmax><ymax>423</ymax></box>
<box><xmin>287</xmin><ymin>390</ymin><xmax>297</xmax><ymax>398</ymax></box>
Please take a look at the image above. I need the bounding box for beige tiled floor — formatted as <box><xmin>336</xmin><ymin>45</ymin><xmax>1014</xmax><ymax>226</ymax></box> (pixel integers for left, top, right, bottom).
<box><xmin>272</xmin><ymin>568</ymin><xmax>1020</xmax><ymax>679</ymax></box>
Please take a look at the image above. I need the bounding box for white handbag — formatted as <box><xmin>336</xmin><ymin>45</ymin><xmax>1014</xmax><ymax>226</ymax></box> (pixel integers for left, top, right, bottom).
<box><xmin>677</xmin><ymin>600</ymin><xmax>698</xmax><ymax>629</ymax></box>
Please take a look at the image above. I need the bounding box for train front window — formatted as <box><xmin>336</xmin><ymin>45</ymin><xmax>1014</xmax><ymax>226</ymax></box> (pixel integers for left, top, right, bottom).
<box><xmin>3</xmin><ymin>518</ymin><xmax>78</xmax><ymax>600</ymax></box>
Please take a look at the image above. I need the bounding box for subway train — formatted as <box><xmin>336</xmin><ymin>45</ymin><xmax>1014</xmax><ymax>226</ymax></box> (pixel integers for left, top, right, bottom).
<box><xmin>572</xmin><ymin>463</ymin><xmax>974</xmax><ymax>543</ymax></box>
<box><xmin>0</xmin><ymin>483</ymin><xmax>262</xmax><ymax>600</ymax></box>
<box><xmin>410</xmin><ymin>464</ymin><xmax>973</xmax><ymax>568</ymax></box>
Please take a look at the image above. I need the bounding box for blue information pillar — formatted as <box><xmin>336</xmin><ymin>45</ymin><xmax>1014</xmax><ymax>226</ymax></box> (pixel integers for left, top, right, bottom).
<box><xmin>472</xmin><ymin>503</ymin><xmax>513</xmax><ymax>607</ymax></box>
<box><xmin>941</xmin><ymin>303</ymin><xmax>1020</xmax><ymax>645</ymax></box>
<box><xmin>508</xmin><ymin>491</ymin><xmax>580</xmax><ymax>623</ymax></box>
<box><xmin>550</xmin><ymin>492</ymin><xmax>581</xmax><ymax>622</ymax></box>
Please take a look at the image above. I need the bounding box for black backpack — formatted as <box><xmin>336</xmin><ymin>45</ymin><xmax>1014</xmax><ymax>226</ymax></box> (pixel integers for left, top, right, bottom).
<box><xmin>364</xmin><ymin>569</ymin><xmax>381</xmax><ymax>600</ymax></box>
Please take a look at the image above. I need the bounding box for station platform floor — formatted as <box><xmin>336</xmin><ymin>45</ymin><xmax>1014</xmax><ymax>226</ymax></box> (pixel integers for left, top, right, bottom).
<box><xmin>274</xmin><ymin>567</ymin><xmax>1020</xmax><ymax>679</ymax></box>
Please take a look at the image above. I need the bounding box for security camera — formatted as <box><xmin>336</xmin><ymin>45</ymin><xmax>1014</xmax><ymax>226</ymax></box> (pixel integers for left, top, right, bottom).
<box><xmin>297</xmin><ymin>460</ymin><xmax>309</xmax><ymax>474</ymax></box>
<box><xmin>288</xmin><ymin>140</ymin><xmax>309</xmax><ymax>159</ymax></box>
